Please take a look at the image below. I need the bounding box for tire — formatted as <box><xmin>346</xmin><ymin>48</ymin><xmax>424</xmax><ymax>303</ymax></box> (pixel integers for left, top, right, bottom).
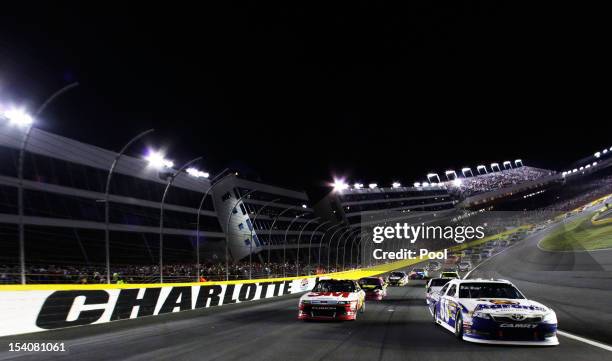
<box><xmin>454</xmin><ymin>311</ymin><xmax>464</xmax><ymax>339</ymax></box>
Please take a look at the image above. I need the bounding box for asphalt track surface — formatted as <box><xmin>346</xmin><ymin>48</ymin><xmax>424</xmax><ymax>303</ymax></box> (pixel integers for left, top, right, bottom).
<box><xmin>1</xmin><ymin>205</ymin><xmax>612</xmax><ymax>360</ymax></box>
<box><xmin>1</xmin><ymin>277</ymin><xmax>611</xmax><ymax>360</ymax></box>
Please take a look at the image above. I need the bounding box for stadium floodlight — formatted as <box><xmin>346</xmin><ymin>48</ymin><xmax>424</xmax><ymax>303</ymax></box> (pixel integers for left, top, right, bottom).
<box><xmin>392</xmin><ymin>182</ymin><xmax>401</xmax><ymax>188</ymax></box>
<box><xmin>476</xmin><ymin>165</ymin><xmax>487</xmax><ymax>175</ymax></box>
<box><xmin>461</xmin><ymin>167</ymin><xmax>473</xmax><ymax>177</ymax></box>
<box><xmin>491</xmin><ymin>163</ymin><xmax>501</xmax><ymax>172</ymax></box>
<box><xmin>452</xmin><ymin>178</ymin><xmax>462</xmax><ymax>187</ymax></box>
<box><xmin>579</xmin><ymin>166</ymin><xmax>584</xmax><ymax>171</ymax></box>
<box><xmin>585</xmin><ymin>164</ymin><xmax>591</xmax><ymax>169</ymax></box>
<box><xmin>593</xmin><ymin>162</ymin><xmax>597</xmax><ymax>166</ymax></box>
<box><xmin>145</xmin><ymin>149</ymin><xmax>174</xmax><ymax>169</ymax></box>
<box><xmin>3</xmin><ymin>107</ymin><xmax>34</xmax><ymax>127</ymax></box>
<box><xmin>603</xmin><ymin>149</ymin><xmax>608</xmax><ymax>155</ymax></box>
<box><xmin>445</xmin><ymin>170</ymin><xmax>457</xmax><ymax>181</ymax></box>
<box><xmin>426</xmin><ymin>173</ymin><xmax>440</xmax><ymax>183</ymax></box>
<box><xmin>368</xmin><ymin>183</ymin><xmax>378</xmax><ymax>189</ymax></box>
<box><xmin>413</xmin><ymin>182</ymin><xmax>421</xmax><ymax>187</ymax></box>
<box><xmin>332</xmin><ymin>178</ymin><xmax>349</xmax><ymax>192</ymax></box>
<box><xmin>515</xmin><ymin>159</ymin><xmax>523</xmax><ymax>167</ymax></box>
<box><xmin>301</xmin><ymin>204</ymin><xmax>307</xmax><ymax>208</ymax></box>
<box><xmin>422</xmin><ymin>182</ymin><xmax>430</xmax><ymax>187</ymax></box>
<box><xmin>353</xmin><ymin>183</ymin><xmax>364</xmax><ymax>189</ymax></box>
<box><xmin>186</xmin><ymin>167</ymin><xmax>210</xmax><ymax>178</ymax></box>
<box><xmin>503</xmin><ymin>161</ymin><xmax>512</xmax><ymax>170</ymax></box>
<box><xmin>594</xmin><ymin>152</ymin><xmax>601</xmax><ymax>158</ymax></box>
<box><xmin>609</xmin><ymin>146</ymin><xmax>612</xmax><ymax>152</ymax></box>
<box><xmin>561</xmin><ymin>172</ymin><xmax>567</xmax><ymax>177</ymax></box>
<box><xmin>572</xmin><ymin>168</ymin><xmax>578</xmax><ymax>173</ymax></box>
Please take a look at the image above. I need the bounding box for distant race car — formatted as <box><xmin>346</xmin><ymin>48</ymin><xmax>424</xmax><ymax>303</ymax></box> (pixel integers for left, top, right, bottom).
<box><xmin>428</xmin><ymin>279</ymin><xmax>559</xmax><ymax>345</ymax></box>
<box><xmin>409</xmin><ymin>268</ymin><xmax>427</xmax><ymax>279</ymax></box>
<box><xmin>387</xmin><ymin>271</ymin><xmax>409</xmax><ymax>286</ymax></box>
<box><xmin>358</xmin><ymin>276</ymin><xmax>387</xmax><ymax>300</ymax></box>
<box><xmin>425</xmin><ymin>278</ymin><xmax>452</xmax><ymax>305</ymax></box>
<box><xmin>427</xmin><ymin>261</ymin><xmax>442</xmax><ymax>272</ymax></box>
<box><xmin>440</xmin><ymin>271</ymin><xmax>460</xmax><ymax>279</ymax></box>
<box><xmin>298</xmin><ymin>279</ymin><xmax>366</xmax><ymax>321</ymax></box>
<box><xmin>457</xmin><ymin>262</ymin><xmax>472</xmax><ymax>272</ymax></box>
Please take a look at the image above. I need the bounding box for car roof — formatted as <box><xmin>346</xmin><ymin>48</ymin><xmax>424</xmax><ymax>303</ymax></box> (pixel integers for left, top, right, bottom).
<box><xmin>448</xmin><ymin>278</ymin><xmax>514</xmax><ymax>286</ymax></box>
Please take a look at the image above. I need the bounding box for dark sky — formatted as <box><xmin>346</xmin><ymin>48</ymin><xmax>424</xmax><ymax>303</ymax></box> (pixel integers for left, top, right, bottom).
<box><xmin>0</xmin><ymin>2</ymin><xmax>609</xmax><ymax>200</ymax></box>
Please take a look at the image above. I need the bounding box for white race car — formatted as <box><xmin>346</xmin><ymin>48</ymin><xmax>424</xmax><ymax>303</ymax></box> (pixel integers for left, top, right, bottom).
<box><xmin>429</xmin><ymin>279</ymin><xmax>559</xmax><ymax>345</ymax></box>
<box><xmin>425</xmin><ymin>278</ymin><xmax>452</xmax><ymax>305</ymax></box>
<box><xmin>298</xmin><ymin>279</ymin><xmax>365</xmax><ymax>321</ymax></box>
<box><xmin>387</xmin><ymin>271</ymin><xmax>409</xmax><ymax>286</ymax></box>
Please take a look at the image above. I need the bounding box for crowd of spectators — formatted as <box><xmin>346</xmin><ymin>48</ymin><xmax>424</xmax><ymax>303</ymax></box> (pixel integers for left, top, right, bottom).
<box><xmin>0</xmin><ymin>262</ymin><xmax>354</xmax><ymax>284</ymax></box>
<box><xmin>448</xmin><ymin>166</ymin><xmax>555</xmax><ymax>198</ymax></box>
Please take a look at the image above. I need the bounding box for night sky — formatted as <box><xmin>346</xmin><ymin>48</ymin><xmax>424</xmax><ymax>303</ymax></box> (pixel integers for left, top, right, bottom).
<box><xmin>0</xmin><ymin>2</ymin><xmax>609</xmax><ymax>200</ymax></box>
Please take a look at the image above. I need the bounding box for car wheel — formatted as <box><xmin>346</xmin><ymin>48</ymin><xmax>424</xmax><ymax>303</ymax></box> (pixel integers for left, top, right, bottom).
<box><xmin>454</xmin><ymin>311</ymin><xmax>464</xmax><ymax>339</ymax></box>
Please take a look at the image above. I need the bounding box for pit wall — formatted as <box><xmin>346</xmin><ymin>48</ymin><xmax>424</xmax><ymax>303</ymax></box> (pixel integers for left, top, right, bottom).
<box><xmin>0</xmin><ymin>227</ymin><xmax>526</xmax><ymax>338</ymax></box>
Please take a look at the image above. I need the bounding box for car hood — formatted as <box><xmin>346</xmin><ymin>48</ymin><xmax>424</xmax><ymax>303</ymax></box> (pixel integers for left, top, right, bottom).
<box><xmin>300</xmin><ymin>291</ymin><xmax>359</xmax><ymax>303</ymax></box>
<box><xmin>459</xmin><ymin>298</ymin><xmax>549</xmax><ymax>314</ymax></box>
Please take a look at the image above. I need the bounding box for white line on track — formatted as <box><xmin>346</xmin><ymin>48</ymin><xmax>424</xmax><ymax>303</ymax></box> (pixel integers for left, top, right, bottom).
<box><xmin>557</xmin><ymin>330</ymin><xmax>612</xmax><ymax>352</ymax></box>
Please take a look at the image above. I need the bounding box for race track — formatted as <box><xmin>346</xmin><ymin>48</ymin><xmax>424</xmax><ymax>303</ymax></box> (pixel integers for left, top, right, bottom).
<box><xmin>1</xmin><ymin>276</ymin><xmax>610</xmax><ymax>360</ymax></box>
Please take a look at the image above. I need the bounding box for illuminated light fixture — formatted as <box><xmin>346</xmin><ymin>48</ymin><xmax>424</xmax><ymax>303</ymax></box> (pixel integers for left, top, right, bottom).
<box><xmin>594</xmin><ymin>152</ymin><xmax>601</xmax><ymax>158</ymax></box>
<box><xmin>476</xmin><ymin>165</ymin><xmax>487</xmax><ymax>175</ymax></box>
<box><xmin>426</xmin><ymin>173</ymin><xmax>441</xmax><ymax>183</ymax></box>
<box><xmin>515</xmin><ymin>159</ymin><xmax>523</xmax><ymax>167</ymax></box>
<box><xmin>422</xmin><ymin>182</ymin><xmax>430</xmax><ymax>187</ymax></box>
<box><xmin>579</xmin><ymin>166</ymin><xmax>584</xmax><ymax>171</ymax></box>
<box><xmin>301</xmin><ymin>204</ymin><xmax>307</xmax><ymax>209</ymax></box>
<box><xmin>186</xmin><ymin>167</ymin><xmax>209</xmax><ymax>178</ymax></box>
<box><xmin>572</xmin><ymin>168</ymin><xmax>578</xmax><ymax>173</ymax></box>
<box><xmin>603</xmin><ymin>149</ymin><xmax>608</xmax><ymax>154</ymax></box>
<box><xmin>145</xmin><ymin>150</ymin><xmax>174</xmax><ymax>169</ymax></box>
<box><xmin>585</xmin><ymin>164</ymin><xmax>591</xmax><ymax>169</ymax></box>
<box><xmin>353</xmin><ymin>183</ymin><xmax>364</xmax><ymax>189</ymax></box>
<box><xmin>3</xmin><ymin>107</ymin><xmax>34</xmax><ymax>127</ymax></box>
<box><xmin>413</xmin><ymin>182</ymin><xmax>421</xmax><ymax>187</ymax></box>
<box><xmin>452</xmin><ymin>178</ymin><xmax>462</xmax><ymax>187</ymax></box>
<box><xmin>332</xmin><ymin>178</ymin><xmax>349</xmax><ymax>192</ymax></box>
<box><xmin>392</xmin><ymin>182</ymin><xmax>401</xmax><ymax>188</ymax></box>
<box><xmin>445</xmin><ymin>170</ymin><xmax>457</xmax><ymax>180</ymax></box>
<box><xmin>593</xmin><ymin>162</ymin><xmax>597</xmax><ymax>166</ymax></box>
<box><xmin>503</xmin><ymin>161</ymin><xmax>512</xmax><ymax>170</ymax></box>
<box><xmin>368</xmin><ymin>183</ymin><xmax>378</xmax><ymax>189</ymax></box>
<box><xmin>461</xmin><ymin>167</ymin><xmax>473</xmax><ymax>177</ymax></box>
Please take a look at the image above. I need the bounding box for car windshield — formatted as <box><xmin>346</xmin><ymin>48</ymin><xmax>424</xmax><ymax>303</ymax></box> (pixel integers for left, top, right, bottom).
<box><xmin>359</xmin><ymin>278</ymin><xmax>381</xmax><ymax>286</ymax></box>
<box><xmin>313</xmin><ymin>280</ymin><xmax>355</xmax><ymax>292</ymax></box>
<box><xmin>441</xmin><ymin>272</ymin><xmax>456</xmax><ymax>277</ymax></box>
<box><xmin>459</xmin><ymin>283</ymin><xmax>525</xmax><ymax>299</ymax></box>
<box><xmin>390</xmin><ymin>272</ymin><xmax>404</xmax><ymax>277</ymax></box>
<box><xmin>430</xmin><ymin>279</ymin><xmax>451</xmax><ymax>287</ymax></box>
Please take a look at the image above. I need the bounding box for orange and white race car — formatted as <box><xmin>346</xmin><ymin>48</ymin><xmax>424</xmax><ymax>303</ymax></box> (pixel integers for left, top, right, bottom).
<box><xmin>298</xmin><ymin>279</ymin><xmax>366</xmax><ymax>321</ymax></box>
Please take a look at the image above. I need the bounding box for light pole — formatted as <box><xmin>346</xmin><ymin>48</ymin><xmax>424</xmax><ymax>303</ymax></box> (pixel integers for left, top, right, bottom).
<box><xmin>267</xmin><ymin>205</ymin><xmax>297</xmax><ymax>266</ymax></box>
<box><xmin>350</xmin><ymin>232</ymin><xmax>370</xmax><ymax>270</ymax></box>
<box><xmin>195</xmin><ymin>169</ymin><xmax>231</xmax><ymax>282</ymax></box>
<box><xmin>104</xmin><ymin>129</ymin><xmax>154</xmax><ymax>284</ymax></box>
<box><xmin>11</xmin><ymin>82</ymin><xmax>79</xmax><ymax>284</ymax></box>
<box><xmin>248</xmin><ymin>198</ymin><xmax>281</xmax><ymax>279</ymax></box>
<box><xmin>159</xmin><ymin>157</ymin><xmax>203</xmax><ymax>283</ymax></box>
<box><xmin>295</xmin><ymin>217</ymin><xmax>320</xmax><ymax>276</ymax></box>
<box><xmin>318</xmin><ymin>223</ymin><xmax>343</xmax><ymax>269</ymax></box>
<box><xmin>225</xmin><ymin>189</ymin><xmax>256</xmax><ymax>281</ymax></box>
<box><xmin>305</xmin><ymin>220</ymin><xmax>330</xmax><ymax>275</ymax></box>
<box><xmin>282</xmin><ymin>212</ymin><xmax>307</xmax><ymax>277</ymax></box>
<box><xmin>328</xmin><ymin>227</ymin><xmax>351</xmax><ymax>272</ymax></box>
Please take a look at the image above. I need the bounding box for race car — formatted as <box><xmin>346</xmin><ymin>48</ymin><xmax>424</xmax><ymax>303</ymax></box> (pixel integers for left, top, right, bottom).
<box><xmin>387</xmin><ymin>271</ymin><xmax>409</xmax><ymax>286</ymax></box>
<box><xmin>409</xmin><ymin>268</ymin><xmax>427</xmax><ymax>280</ymax></box>
<box><xmin>358</xmin><ymin>276</ymin><xmax>387</xmax><ymax>300</ymax></box>
<box><xmin>457</xmin><ymin>261</ymin><xmax>472</xmax><ymax>272</ymax></box>
<box><xmin>429</xmin><ymin>279</ymin><xmax>559</xmax><ymax>345</ymax></box>
<box><xmin>440</xmin><ymin>271</ymin><xmax>460</xmax><ymax>279</ymax></box>
<box><xmin>425</xmin><ymin>277</ymin><xmax>452</xmax><ymax>305</ymax></box>
<box><xmin>298</xmin><ymin>279</ymin><xmax>366</xmax><ymax>321</ymax></box>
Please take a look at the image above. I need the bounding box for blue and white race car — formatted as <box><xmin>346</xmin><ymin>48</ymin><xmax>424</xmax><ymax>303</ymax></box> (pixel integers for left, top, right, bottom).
<box><xmin>428</xmin><ymin>279</ymin><xmax>559</xmax><ymax>345</ymax></box>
